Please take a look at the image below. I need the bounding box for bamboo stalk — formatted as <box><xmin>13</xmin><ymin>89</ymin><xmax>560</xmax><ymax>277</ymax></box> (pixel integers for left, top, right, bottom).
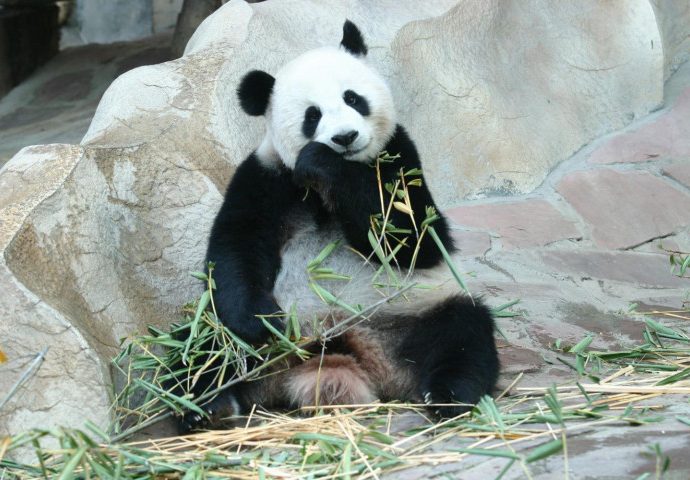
<box><xmin>518</xmin><ymin>384</ymin><xmax>690</xmax><ymax>394</ymax></box>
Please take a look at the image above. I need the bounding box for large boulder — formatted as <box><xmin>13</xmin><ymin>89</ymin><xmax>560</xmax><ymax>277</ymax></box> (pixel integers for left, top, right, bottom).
<box><xmin>0</xmin><ymin>0</ymin><xmax>680</xmax><ymax>436</ymax></box>
<box><xmin>391</xmin><ymin>0</ymin><xmax>663</xmax><ymax>202</ymax></box>
<box><xmin>0</xmin><ymin>145</ymin><xmax>111</xmax><ymax>437</ymax></box>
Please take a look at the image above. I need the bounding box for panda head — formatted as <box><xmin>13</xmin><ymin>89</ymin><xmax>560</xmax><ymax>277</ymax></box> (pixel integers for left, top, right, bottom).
<box><xmin>237</xmin><ymin>20</ymin><xmax>396</xmax><ymax>168</ymax></box>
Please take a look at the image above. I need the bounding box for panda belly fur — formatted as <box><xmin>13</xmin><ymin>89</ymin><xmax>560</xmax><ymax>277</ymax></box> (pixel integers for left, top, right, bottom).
<box><xmin>272</xmin><ymin>215</ymin><xmax>378</xmax><ymax>325</ymax></box>
<box><xmin>274</xmin><ymin>212</ymin><xmax>469</xmax><ymax>331</ymax></box>
<box><xmin>274</xmin><ymin>214</ymin><xmax>392</xmax><ymax>329</ymax></box>
<box><xmin>269</xmin><ymin>212</ymin><xmax>471</xmax><ymax>405</ymax></box>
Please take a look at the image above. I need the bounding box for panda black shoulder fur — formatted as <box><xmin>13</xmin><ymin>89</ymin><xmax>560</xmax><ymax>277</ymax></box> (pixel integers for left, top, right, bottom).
<box><xmin>181</xmin><ymin>21</ymin><xmax>499</xmax><ymax>431</ymax></box>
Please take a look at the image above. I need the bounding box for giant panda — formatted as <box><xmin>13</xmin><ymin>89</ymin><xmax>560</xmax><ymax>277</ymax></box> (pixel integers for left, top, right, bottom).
<box><xmin>181</xmin><ymin>21</ymin><xmax>499</xmax><ymax>431</ymax></box>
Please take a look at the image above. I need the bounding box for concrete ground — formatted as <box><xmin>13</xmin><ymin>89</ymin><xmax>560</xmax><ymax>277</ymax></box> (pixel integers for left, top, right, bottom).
<box><xmin>0</xmin><ymin>37</ymin><xmax>689</xmax><ymax>479</ymax></box>
<box><xmin>0</xmin><ymin>33</ymin><xmax>173</xmax><ymax>167</ymax></box>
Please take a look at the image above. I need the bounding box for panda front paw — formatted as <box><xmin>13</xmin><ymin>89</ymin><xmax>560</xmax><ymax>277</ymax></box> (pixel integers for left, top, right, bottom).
<box><xmin>218</xmin><ymin>292</ymin><xmax>284</xmax><ymax>345</ymax></box>
<box><xmin>294</xmin><ymin>142</ymin><xmax>343</xmax><ymax>190</ymax></box>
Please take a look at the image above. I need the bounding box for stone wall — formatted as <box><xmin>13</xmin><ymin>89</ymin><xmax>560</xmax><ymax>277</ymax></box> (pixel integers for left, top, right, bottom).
<box><xmin>61</xmin><ymin>0</ymin><xmax>183</xmax><ymax>47</ymax></box>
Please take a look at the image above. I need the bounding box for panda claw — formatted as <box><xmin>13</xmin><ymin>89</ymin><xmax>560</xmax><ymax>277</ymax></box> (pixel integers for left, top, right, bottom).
<box><xmin>180</xmin><ymin>410</ymin><xmax>209</xmax><ymax>433</ymax></box>
<box><xmin>178</xmin><ymin>393</ymin><xmax>244</xmax><ymax>433</ymax></box>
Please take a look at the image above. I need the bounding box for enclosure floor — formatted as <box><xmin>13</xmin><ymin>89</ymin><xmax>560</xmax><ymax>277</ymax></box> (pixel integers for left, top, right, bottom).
<box><xmin>0</xmin><ymin>33</ymin><xmax>172</xmax><ymax>167</ymax></box>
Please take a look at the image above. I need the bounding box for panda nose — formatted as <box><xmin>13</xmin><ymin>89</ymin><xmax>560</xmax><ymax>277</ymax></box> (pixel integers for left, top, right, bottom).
<box><xmin>331</xmin><ymin>130</ymin><xmax>359</xmax><ymax>147</ymax></box>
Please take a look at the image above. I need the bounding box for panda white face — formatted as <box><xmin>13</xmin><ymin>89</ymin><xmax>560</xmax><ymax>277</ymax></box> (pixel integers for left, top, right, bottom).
<box><xmin>263</xmin><ymin>47</ymin><xmax>396</xmax><ymax>167</ymax></box>
<box><xmin>238</xmin><ymin>22</ymin><xmax>396</xmax><ymax>168</ymax></box>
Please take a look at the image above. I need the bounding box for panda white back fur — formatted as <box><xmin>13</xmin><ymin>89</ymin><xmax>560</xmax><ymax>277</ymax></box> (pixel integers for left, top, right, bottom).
<box><xmin>179</xmin><ymin>21</ymin><xmax>499</xmax><ymax>431</ymax></box>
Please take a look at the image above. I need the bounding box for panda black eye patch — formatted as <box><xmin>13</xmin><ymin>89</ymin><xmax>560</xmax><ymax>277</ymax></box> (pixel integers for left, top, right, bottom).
<box><xmin>302</xmin><ymin>106</ymin><xmax>322</xmax><ymax>138</ymax></box>
<box><xmin>343</xmin><ymin>90</ymin><xmax>370</xmax><ymax>116</ymax></box>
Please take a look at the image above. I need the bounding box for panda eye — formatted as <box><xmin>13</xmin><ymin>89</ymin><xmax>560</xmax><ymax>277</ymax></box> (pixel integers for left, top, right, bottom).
<box><xmin>343</xmin><ymin>90</ymin><xmax>370</xmax><ymax>116</ymax></box>
<box><xmin>344</xmin><ymin>90</ymin><xmax>358</xmax><ymax>105</ymax></box>
<box><xmin>305</xmin><ymin>106</ymin><xmax>321</xmax><ymax>122</ymax></box>
<box><xmin>302</xmin><ymin>106</ymin><xmax>322</xmax><ymax>138</ymax></box>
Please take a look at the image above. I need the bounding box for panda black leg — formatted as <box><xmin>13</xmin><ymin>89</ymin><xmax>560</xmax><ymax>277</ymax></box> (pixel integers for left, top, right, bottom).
<box><xmin>399</xmin><ymin>295</ymin><xmax>499</xmax><ymax>418</ymax></box>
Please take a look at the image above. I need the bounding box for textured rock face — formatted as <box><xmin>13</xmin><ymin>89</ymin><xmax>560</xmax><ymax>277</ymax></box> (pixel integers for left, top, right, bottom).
<box><xmin>0</xmin><ymin>145</ymin><xmax>111</xmax><ymax>437</ymax></box>
<box><xmin>391</xmin><ymin>0</ymin><xmax>663</xmax><ymax>203</ymax></box>
<box><xmin>0</xmin><ymin>142</ymin><xmax>219</xmax><ymax>439</ymax></box>
<box><xmin>651</xmin><ymin>0</ymin><xmax>690</xmax><ymax>78</ymax></box>
<box><xmin>0</xmin><ymin>0</ymin><xmax>683</xmax><ymax>436</ymax></box>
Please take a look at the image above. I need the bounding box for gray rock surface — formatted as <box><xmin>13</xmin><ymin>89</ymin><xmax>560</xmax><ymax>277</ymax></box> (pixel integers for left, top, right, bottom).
<box><xmin>0</xmin><ymin>145</ymin><xmax>110</xmax><ymax>436</ymax></box>
<box><xmin>390</xmin><ymin>0</ymin><xmax>663</xmax><ymax>203</ymax></box>
<box><xmin>448</xmin><ymin>199</ymin><xmax>582</xmax><ymax>249</ymax></box>
<box><xmin>651</xmin><ymin>0</ymin><xmax>690</xmax><ymax>78</ymax></box>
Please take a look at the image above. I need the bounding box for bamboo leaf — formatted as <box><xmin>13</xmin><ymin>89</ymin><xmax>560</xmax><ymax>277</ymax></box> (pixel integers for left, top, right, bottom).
<box><xmin>190</xmin><ymin>271</ymin><xmax>208</xmax><ymax>281</ymax></box>
<box><xmin>225</xmin><ymin>327</ymin><xmax>263</xmax><ymax>360</ymax></box>
<box><xmin>645</xmin><ymin>319</ymin><xmax>688</xmax><ymax>340</ymax></box>
<box><xmin>568</xmin><ymin>335</ymin><xmax>593</xmax><ymax>354</ymax></box>
<box><xmin>341</xmin><ymin>443</ymin><xmax>352</xmax><ymax>480</ymax></box>
<box><xmin>656</xmin><ymin>367</ymin><xmax>690</xmax><ymax>386</ymax></box>
<box><xmin>491</xmin><ymin>299</ymin><xmax>521</xmax><ymax>313</ymax></box>
<box><xmin>134</xmin><ymin>378</ymin><xmax>206</xmax><ymax>415</ymax></box>
<box><xmin>84</xmin><ymin>421</ymin><xmax>109</xmax><ymax>442</ymax></box>
<box><xmin>57</xmin><ymin>446</ymin><xmax>86</xmax><ymax>480</ymax></box>
<box><xmin>525</xmin><ymin>438</ymin><xmax>563</xmax><ymax>463</ymax></box>
<box><xmin>260</xmin><ymin>317</ymin><xmax>310</xmax><ymax>358</ymax></box>
<box><xmin>428</xmin><ymin>226</ymin><xmax>471</xmax><ymax>296</ymax></box>
<box><xmin>680</xmin><ymin>255</ymin><xmax>690</xmax><ymax>275</ymax></box>
<box><xmin>403</xmin><ymin>168</ymin><xmax>423</xmax><ymax>176</ymax></box>
<box><xmin>367</xmin><ymin>229</ymin><xmax>398</xmax><ymax>283</ymax></box>
<box><xmin>676</xmin><ymin>416</ymin><xmax>690</xmax><ymax>426</ymax></box>
<box><xmin>456</xmin><ymin>448</ymin><xmax>519</xmax><ymax>459</ymax></box>
<box><xmin>309</xmin><ymin>282</ymin><xmax>360</xmax><ymax>315</ymax></box>
<box><xmin>182</xmin><ymin>290</ymin><xmax>211</xmax><ymax>364</ymax></box>
<box><xmin>393</xmin><ymin>201</ymin><xmax>413</xmax><ymax>215</ymax></box>
<box><xmin>308</xmin><ymin>241</ymin><xmax>342</xmax><ymax>271</ymax></box>
<box><xmin>288</xmin><ymin>305</ymin><xmax>301</xmax><ymax>341</ymax></box>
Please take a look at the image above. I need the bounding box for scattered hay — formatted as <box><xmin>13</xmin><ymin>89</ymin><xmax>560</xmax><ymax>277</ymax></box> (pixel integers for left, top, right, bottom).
<box><xmin>2</xmin><ymin>331</ymin><xmax>688</xmax><ymax>479</ymax></box>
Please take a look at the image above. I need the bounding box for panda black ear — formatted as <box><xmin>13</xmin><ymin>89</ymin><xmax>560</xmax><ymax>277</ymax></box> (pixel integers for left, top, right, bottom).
<box><xmin>237</xmin><ymin>70</ymin><xmax>275</xmax><ymax>116</ymax></box>
<box><xmin>340</xmin><ymin>20</ymin><xmax>368</xmax><ymax>56</ymax></box>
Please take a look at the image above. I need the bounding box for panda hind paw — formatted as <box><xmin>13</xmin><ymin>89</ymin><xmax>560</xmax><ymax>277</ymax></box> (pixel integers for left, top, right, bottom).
<box><xmin>421</xmin><ymin>382</ymin><xmax>477</xmax><ymax>420</ymax></box>
<box><xmin>177</xmin><ymin>393</ymin><xmax>244</xmax><ymax>434</ymax></box>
